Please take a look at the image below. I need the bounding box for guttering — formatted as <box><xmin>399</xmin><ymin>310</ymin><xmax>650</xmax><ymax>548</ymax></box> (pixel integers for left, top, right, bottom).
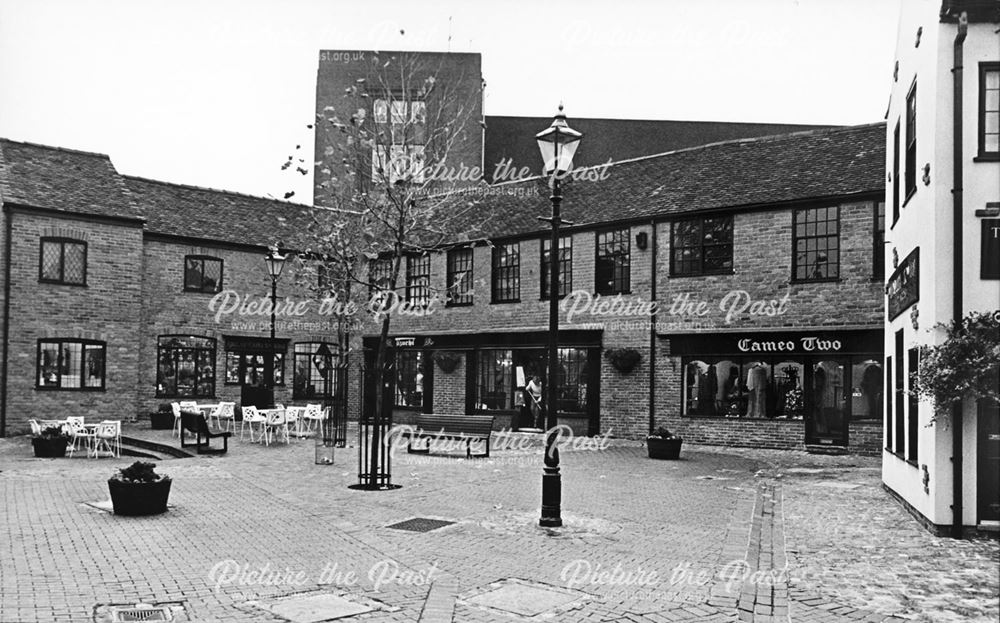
<box><xmin>951</xmin><ymin>12</ymin><xmax>968</xmax><ymax>539</ymax></box>
<box><xmin>648</xmin><ymin>218</ymin><xmax>657</xmax><ymax>436</ymax></box>
<box><xmin>1</xmin><ymin>205</ymin><xmax>12</xmax><ymax>436</ymax></box>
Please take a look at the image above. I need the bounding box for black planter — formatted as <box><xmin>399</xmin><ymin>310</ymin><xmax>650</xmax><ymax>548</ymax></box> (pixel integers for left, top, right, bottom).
<box><xmin>647</xmin><ymin>437</ymin><xmax>682</xmax><ymax>460</ymax></box>
<box><xmin>150</xmin><ymin>411</ymin><xmax>174</xmax><ymax>430</ymax></box>
<box><xmin>108</xmin><ymin>477</ymin><xmax>172</xmax><ymax>516</ymax></box>
<box><xmin>32</xmin><ymin>437</ymin><xmax>68</xmax><ymax>458</ymax></box>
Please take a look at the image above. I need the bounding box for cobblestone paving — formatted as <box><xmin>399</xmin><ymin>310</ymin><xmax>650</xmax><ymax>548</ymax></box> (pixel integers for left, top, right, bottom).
<box><xmin>0</xmin><ymin>429</ymin><xmax>997</xmax><ymax>623</ymax></box>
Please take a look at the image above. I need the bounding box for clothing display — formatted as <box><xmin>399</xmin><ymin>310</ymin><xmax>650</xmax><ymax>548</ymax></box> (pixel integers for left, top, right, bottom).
<box><xmin>745</xmin><ymin>364</ymin><xmax>768</xmax><ymax>418</ymax></box>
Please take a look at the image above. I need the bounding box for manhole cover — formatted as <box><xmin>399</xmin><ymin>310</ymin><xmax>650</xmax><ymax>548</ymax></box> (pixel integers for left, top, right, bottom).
<box><xmin>386</xmin><ymin>517</ymin><xmax>455</xmax><ymax>532</ymax></box>
<box><xmin>258</xmin><ymin>593</ymin><xmax>374</xmax><ymax>622</ymax></box>
<box><xmin>463</xmin><ymin>579</ymin><xmax>588</xmax><ymax>617</ymax></box>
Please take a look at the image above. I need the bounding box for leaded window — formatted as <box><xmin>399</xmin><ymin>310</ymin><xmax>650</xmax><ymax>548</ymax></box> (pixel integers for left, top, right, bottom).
<box><xmin>36</xmin><ymin>339</ymin><xmax>105</xmax><ymax>390</ymax></box>
<box><xmin>184</xmin><ymin>255</ymin><xmax>223</xmax><ymax>293</ymax></box>
<box><xmin>39</xmin><ymin>238</ymin><xmax>86</xmax><ymax>285</ymax></box>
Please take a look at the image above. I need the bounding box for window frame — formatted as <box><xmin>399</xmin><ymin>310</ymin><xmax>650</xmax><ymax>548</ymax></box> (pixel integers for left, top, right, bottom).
<box><xmin>873</xmin><ymin>201</ymin><xmax>886</xmax><ymax>281</ymax></box>
<box><xmin>405</xmin><ymin>253</ymin><xmax>432</xmax><ymax>307</ymax></box>
<box><xmin>183</xmin><ymin>255</ymin><xmax>224</xmax><ymax>293</ymax></box>
<box><xmin>595</xmin><ymin>227</ymin><xmax>631</xmax><ymax>295</ymax></box>
<box><xmin>38</xmin><ymin>237</ymin><xmax>87</xmax><ymax>286</ymax></box>
<box><xmin>368</xmin><ymin>256</ymin><xmax>394</xmax><ymax>298</ymax></box>
<box><xmin>491</xmin><ymin>242</ymin><xmax>520</xmax><ymax>304</ymax></box>
<box><xmin>904</xmin><ymin>80</ymin><xmax>917</xmax><ymax>202</ymax></box>
<box><xmin>892</xmin><ymin>121</ymin><xmax>900</xmax><ymax>226</ymax></box>
<box><xmin>155</xmin><ymin>335</ymin><xmax>217</xmax><ymax>399</ymax></box>
<box><xmin>792</xmin><ymin>205</ymin><xmax>841</xmax><ymax>283</ymax></box>
<box><xmin>978</xmin><ymin>62</ymin><xmax>1000</xmax><ymax>160</ymax></box>
<box><xmin>36</xmin><ymin>338</ymin><xmax>106</xmax><ymax>391</ymax></box>
<box><xmin>540</xmin><ymin>235</ymin><xmax>572</xmax><ymax>300</ymax></box>
<box><xmin>669</xmin><ymin>215</ymin><xmax>735</xmax><ymax>277</ymax></box>
<box><xmin>445</xmin><ymin>246</ymin><xmax>474</xmax><ymax>306</ymax></box>
<box><xmin>224</xmin><ymin>351</ymin><xmax>285</xmax><ymax>387</ymax></box>
<box><xmin>292</xmin><ymin>342</ymin><xmax>337</xmax><ymax>399</ymax></box>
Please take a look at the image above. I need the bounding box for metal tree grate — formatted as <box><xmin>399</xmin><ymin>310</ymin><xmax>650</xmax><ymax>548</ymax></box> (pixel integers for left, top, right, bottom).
<box><xmin>386</xmin><ymin>517</ymin><xmax>455</xmax><ymax>532</ymax></box>
<box><xmin>111</xmin><ymin>607</ymin><xmax>169</xmax><ymax>622</ymax></box>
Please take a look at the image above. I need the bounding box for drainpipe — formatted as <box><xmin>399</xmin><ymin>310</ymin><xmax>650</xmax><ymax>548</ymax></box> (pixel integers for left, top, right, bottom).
<box><xmin>648</xmin><ymin>219</ymin><xmax>657</xmax><ymax>435</ymax></box>
<box><xmin>950</xmin><ymin>12</ymin><xmax>967</xmax><ymax>539</ymax></box>
<box><xmin>1</xmin><ymin>206</ymin><xmax>12</xmax><ymax>437</ymax></box>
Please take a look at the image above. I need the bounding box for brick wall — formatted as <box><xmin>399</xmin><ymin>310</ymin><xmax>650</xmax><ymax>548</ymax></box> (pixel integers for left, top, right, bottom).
<box><xmin>3</xmin><ymin>211</ymin><xmax>143</xmax><ymax>433</ymax></box>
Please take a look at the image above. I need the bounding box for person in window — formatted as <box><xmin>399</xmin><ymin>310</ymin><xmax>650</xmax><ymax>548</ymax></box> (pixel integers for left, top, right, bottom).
<box><xmin>526</xmin><ymin>376</ymin><xmax>543</xmax><ymax>428</ymax></box>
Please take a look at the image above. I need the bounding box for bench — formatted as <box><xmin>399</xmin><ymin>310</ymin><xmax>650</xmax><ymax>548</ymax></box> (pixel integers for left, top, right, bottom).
<box><xmin>403</xmin><ymin>414</ymin><xmax>495</xmax><ymax>458</ymax></box>
<box><xmin>180</xmin><ymin>411</ymin><xmax>233</xmax><ymax>454</ymax></box>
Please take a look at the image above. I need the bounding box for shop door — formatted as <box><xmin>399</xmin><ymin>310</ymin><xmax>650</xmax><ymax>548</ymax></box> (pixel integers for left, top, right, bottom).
<box><xmin>806</xmin><ymin>359</ymin><xmax>849</xmax><ymax>446</ymax></box>
<box><xmin>239</xmin><ymin>353</ymin><xmax>270</xmax><ymax>409</ymax></box>
<box><xmin>977</xmin><ymin>400</ymin><xmax>1000</xmax><ymax>523</ymax></box>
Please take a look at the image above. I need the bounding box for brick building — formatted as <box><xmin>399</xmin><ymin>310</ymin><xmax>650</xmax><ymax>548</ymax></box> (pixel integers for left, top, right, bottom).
<box><xmin>362</xmin><ymin>122</ymin><xmax>888</xmax><ymax>454</ymax></box>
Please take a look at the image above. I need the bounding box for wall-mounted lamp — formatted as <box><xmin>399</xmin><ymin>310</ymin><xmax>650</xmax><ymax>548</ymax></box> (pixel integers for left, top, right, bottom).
<box><xmin>922</xmin><ymin>163</ymin><xmax>931</xmax><ymax>186</ymax></box>
<box><xmin>635</xmin><ymin>231</ymin><xmax>648</xmax><ymax>250</ymax></box>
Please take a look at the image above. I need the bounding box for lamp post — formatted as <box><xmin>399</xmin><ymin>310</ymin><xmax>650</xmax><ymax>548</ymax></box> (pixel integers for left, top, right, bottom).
<box><xmin>535</xmin><ymin>105</ymin><xmax>582</xmax><ymax>528</ymax></box>
<box><xmin>264</xmin><ymin>248</ymin><xmax>286</xmax><ymax>408</ymax></box>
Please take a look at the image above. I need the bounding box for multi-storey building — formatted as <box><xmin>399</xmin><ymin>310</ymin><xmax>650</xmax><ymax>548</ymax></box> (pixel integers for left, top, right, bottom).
<box><xmin>881</xmin><ymin>0</ymin><xmax>1000</xmax><ymax>536</ymax></box>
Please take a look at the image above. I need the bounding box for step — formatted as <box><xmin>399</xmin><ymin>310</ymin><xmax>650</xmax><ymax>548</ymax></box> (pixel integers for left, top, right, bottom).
<box><xmin>120</xmin><ymin>435</ymin><xmax>195</xmax><ymax>460</ymax></box>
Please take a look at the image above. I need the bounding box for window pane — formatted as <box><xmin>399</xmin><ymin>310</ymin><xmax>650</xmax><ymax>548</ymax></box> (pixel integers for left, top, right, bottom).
<box><xmin>63</xmin><ymin>243</ymin><xmax>85</xmax><ymax>284</ymax></box>
<box><xmin>852</xmin><ymin>359</ymin><xmax>883</xmax><ymax>420</ymax></box>
<box><xmin>395</xmin><ymin>351</ymin><xmax>423</xmax><ymax>407</ymax></box>
<box><xmin>202</xmin><ymin>260</ymin><xmax>222</xmax><ymax>292</ymax></box>
<box><xmin>742</xmin><ymin>361</ymin><xmax>770</xmax><ymax>418</ymax></box>
<box><xmin>83</xmin><ymin>344</ymin><xmax>104</xmax><ymax>388</ymax></box>
<box><xmin>373</xmin><ymin>99</ymin><xmax>388</xmax><ymax>123</ymax></box>
<box><xmin>478</xmin><ymin>349</ymin><xmax>513</xmax><ymax>410</ymax></box>
<box><xmin>774</xmin><ymin>361</ymin><xmax>804</xmax><ymax>419</ymax></box>
<box><xmin>61</xmin><ymin>342</ymin><xmax>82</xmax><ymax>388</ymax></box>
<box><xmin>38</xmin><ymin>342</ymin><xmax>59</xmax><ymax>387</ymax></box>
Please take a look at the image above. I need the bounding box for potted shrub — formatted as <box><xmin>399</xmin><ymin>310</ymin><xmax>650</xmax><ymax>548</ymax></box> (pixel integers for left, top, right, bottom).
<box><xmin>646</xmin><ymin>427</ymin><xmax>683</xmax><ymax>460</ymax></box>
<box><xmin>605</xmin><ymin>348</ymin><xmax>641</xmax><ymax>374</ymax></box>
<box><xmin>150</xmin><ymin>403</ymin><xmax>174</xmax><ymax>430</ymax></box>
<box><xmin>108</xmin><ymin>461</ymin><xmax>172</xmax><ymax>516</ymax></box>
<box><xmin>32</xmin><ymin>425</ymin><xmax>70</xmax><ymax>458</ymax></box>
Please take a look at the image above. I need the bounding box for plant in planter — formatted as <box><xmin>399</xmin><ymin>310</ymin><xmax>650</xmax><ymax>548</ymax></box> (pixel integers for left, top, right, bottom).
<box><xmin>108</xmin><ymin>461</ymin><xmax>172</xmax><ymax>516</ymax></box>
<box><xmin>646</xmin><ymin>426</ymin><xmax>683</xmax><ymax>460</ymax></box>
<box><xmin>605</xmin><ymin>348</ymin><xmax>641</xmax><ymax>374</ymax></box>
<box><xmin>433</xmin><ymin>351</ymin><xmax>461</xmax><ymax>373</ymax></box>
<box><xmin>150</xmin><ymin>403</ymin><xmax>175</xmax><ymax>430</ymax></box>
<box><xmin>32</xmin><ymin>425</ymin><xmax>70</xmax><ymax>458</ymax></box>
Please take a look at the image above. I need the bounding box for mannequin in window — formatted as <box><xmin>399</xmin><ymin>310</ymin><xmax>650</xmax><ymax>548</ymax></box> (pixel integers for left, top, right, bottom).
<box><xmin>745</xmin><ymin>363</ymin><xmax>768</xmax><ymax>418</ymax></box>
<box><xmin>701</xmin><ymin>364</ymin><xmax>718</xmax><ymax>415</ymax></box>
<box><xmin>720</xmin><ymin>366</ymin><xmax>741</xmax><ymax>416</ymax></box>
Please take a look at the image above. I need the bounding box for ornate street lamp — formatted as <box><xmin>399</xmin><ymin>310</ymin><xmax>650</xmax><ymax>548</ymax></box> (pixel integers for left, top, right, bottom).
<box><xmin>535</xmin><ymin>105</ymin><xmax>582</xmax><ymax>527</ymax></box>
<box><xmin>264</xmin><ymin>248</ymin><xmax>286</xmax><ymax>408</ymax></box>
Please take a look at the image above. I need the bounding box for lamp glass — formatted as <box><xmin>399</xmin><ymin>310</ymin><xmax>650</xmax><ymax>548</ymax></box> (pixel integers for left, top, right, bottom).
<box><xmin>535</xmin><ymin>108</ymin><xmax>583</xmax><ymax>175</ymax></box>
<box><xmin>265</xmin><ymin>252</ymin><xmax>286</xmax><ymax>279</ymax></box>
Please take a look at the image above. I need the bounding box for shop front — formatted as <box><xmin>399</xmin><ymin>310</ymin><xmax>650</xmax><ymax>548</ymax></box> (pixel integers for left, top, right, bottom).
<box><xmin>361</xmin><ymin>330</ymin><xmax>602</xmax><ymax>435</ymax></box>
<box><xmin>665</xmin><ymin>329</ymin><xmax>883</xmax><ymax>448</ymax></box>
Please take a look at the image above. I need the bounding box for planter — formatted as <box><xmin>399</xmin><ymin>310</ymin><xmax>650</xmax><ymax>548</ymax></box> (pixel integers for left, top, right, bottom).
<box><xmin>647</xmin><ymin>437</ymin><xmax>682</xmax><ymax>460</ymax></box>
<box><xmin>108</xmin><ymin>478</ymin><xmax>172</xmax><ymax>516</ymax></box>
<box><xmin>149</xmin><ymin>410</ymin><xmax>174</xmax><ymax>430</ymax></box>
<box><xmin>32</xmin><ymin>437</ymin><xmax>68</xmax><ymax>458</ymax></box>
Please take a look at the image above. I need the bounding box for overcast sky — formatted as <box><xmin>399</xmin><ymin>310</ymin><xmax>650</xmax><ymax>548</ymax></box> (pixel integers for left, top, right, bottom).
<box><xmin>0</xmin><ymin>0</ymin><xmax>902</xmax><ymax>202</ymax></box>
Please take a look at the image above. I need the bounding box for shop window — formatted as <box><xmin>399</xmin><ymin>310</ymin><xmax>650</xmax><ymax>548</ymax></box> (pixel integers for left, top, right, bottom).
<box><xmin>904</xmin><ymin>82</ymin><xmax>917</xmax><ymax>200</ymax></box>
<box><xmin>793</xmin><ymin>206</ymin><xmax>840</xmax><ymax>281</ymax></box>
<box><xmin>39</xmin><ymin>238</ymin><xmax>87</xmax><ymax>285</ymax></box>
<box><xmin>742</xmin><ymin>361</ymin><xmax>771</xmax><ymax>418</ymax></box>
<box><xmin>873</xmin><ymin>202</ymin><xmax>886</xmax><ymax>280</ymax></box>
<box><xmin>683</xmin><ymin>359</ymin><xmax>741</xmax><ymax>417</ymax></box>
<box><xmin>773</xmin><ymin>361</ymin><xmax>805</xmax><ymax>419</ymax></box>
<box><xmin>157</xmin><ymin>335</ymin><xmax>215</xmax><ymax>398</ymax></box>
<box><xmin>980</xmin><ymin>63</ymin><xmax>999</xmax><ymax>158</ymax></box>
<box><xmin>595</xmin><ymin>228</ymin><xmax>630</xmax><ymax>294</ymax></box>
<box><xmin>446</xmin><ymin>247</ymin><xmax>474</xmax><ymax>305</ymax></box>
<box><xmin>851</xmin><ymin>360</ymin><xmax>883</xmax><ymax>420</ymax></box>
<box><xmin>224</xmin><ymin>351</ymin><xmax>284</xmax><ymax>386</ymax></box>
<box><xmin>812</xmin><ymin>360</ymin><xmax>846</xmax><ymax>438</ymax></box>
<box><xmin>394</xmin><ymin>350</ymin><xmax>424</xmax><ymax>408</ymax></box>
<box><xmin>907</xmin><ymin>348</ymin><xmax>919</xmax><ymax>462</ymax></box>
<box><xmin>491</xmin><ymin>242</ymin><xmax>520</xmax><ymax>303</ymax></box>
<box><xmin>184</xmin><ymin>255</ymin><xmax>223</xmax><ymax>293</ymax></box>
<box><xmin>670</xmin><ymin>216</ymin><xmax>734</xmax><ymax>276</ymax></box>
<box><xmin>477</xmin><ymin>349</ymin><xmax>514</xmax><ymax>410</ymax></box>
<box><xmin>36</xmin><ymin>339</ymin><xmax>105</xmax><ymax>390</ymax></box>
<box><xmin>556</xmin><ymin>348</ymin><xmax>588</xmax><ymax>414</ymax></box>
<box><xmin>293</xmin><ymin>342</ymin><xmax>336</xmax><ymax>399</ymax></box>
<box><xmin>541</xmin><ymin>236</ymin><xmax>572</xmax><ymax>299</ymax></box>
<box><xmin>406</xmin><ymin>254</ymin><xmax>431</xmax><ymax>306</ymax></box>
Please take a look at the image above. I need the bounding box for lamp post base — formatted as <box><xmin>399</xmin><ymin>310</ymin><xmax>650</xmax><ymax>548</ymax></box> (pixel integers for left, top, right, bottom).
<box><xmin>539</xmin><ymin>465</ymin><xmax>562</xmax><ymax>527</ymax></box>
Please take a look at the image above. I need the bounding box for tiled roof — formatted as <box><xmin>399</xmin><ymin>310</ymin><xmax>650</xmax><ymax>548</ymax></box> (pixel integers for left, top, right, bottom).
<box><xmin>0</xmin><ymin>139</ymin><xmax>142</xmax><ymax>221</ymax></box>
<box><xmin>462</xmin><ymin>122</ymin><xmax>886</xmax><ymax>240</ymax></box>
<box><xmin>483</xmin><ymin>116</ymin><xmax>838</xmax><ymax>182</ymax></box>
<box><xmin>122</xmin><ymin>176</ymin><xmax>315</xmax><ymax>249</ymax></box>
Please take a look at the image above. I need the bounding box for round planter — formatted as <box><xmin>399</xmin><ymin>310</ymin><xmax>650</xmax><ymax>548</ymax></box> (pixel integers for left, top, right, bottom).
<box><xmin>150</xmin><ymin>411</ymin><xmax>174</xmax><ymax>430</ymax></box>
<box><xmin>32</xmin><ymin>437</ymin><xmax>68</xmax><ymax>458</ymax></box>
<box><xmin>108</xmin><ymin>477</ymin><xmax>172</xmax><ymax>516</ymax></box>
<box><xmin>647</xmin><ymin>437</ymin><xmax>682</xmax><ymax>460</ymax></box>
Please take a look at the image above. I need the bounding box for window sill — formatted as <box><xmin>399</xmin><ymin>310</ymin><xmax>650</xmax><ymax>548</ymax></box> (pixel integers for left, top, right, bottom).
<box><xmin>973</xmin><ymin>153</ymin><xmax>1000</xmax><ymax>162</ymax></box>
<box><xmin>35</xmin><ymin>386</ymin><xmax>106</xmax><ymax>392</ymax></box>
<box><xmin>902</xmin><ymin>189</ymin><xmax>916</xmax><ymax>208</ymax></box>
<box><xmin>182</xmin><ymin>289</ymin><xmax>223</xmax><ymax>294</ymax></box>
<box><xmin>905</xmin><ymin>458</ymin><xmax>920</xmax><ymax>468</ymax></box>
<box><xmin>490</xmin><ymin>299</ymin><xmax>521</xmax><ymax>305</ymax></box>
<box><xmin>157</xmin><ymin>396</ymin><xmax>218</xmax><ymax>400</ymax></box>
<box><xmin>38</xmin><ymin>280</ymin><xmax>87</xmax><ymax>287</ymax></box>
<box><xmin>446</xmin><ymin>301</ymin><xmax>474</xmax><ymax>308</ymax></box>
<box><xmin>682</xmin><ymin>414</ymin><xmax>804</xmax><ymax>422</ymax></box>
<box><xmin>594</xmin><ymin>290</ymin><xmax>632</xmax><ymax>297</ymax></box>
<box><xmin>393</xmin><ymin>405</ymin><xmax>425</xmax><ymax>411</ymax></box>
<box><xmin>790</xmin><ymin>277</ymin><xmax>842</xmax><ymax>285</ymax></box>
<box><xmin>669</xmin><ymin>270</ymin><xmax>735</xmax><ymax>279</ymax></box>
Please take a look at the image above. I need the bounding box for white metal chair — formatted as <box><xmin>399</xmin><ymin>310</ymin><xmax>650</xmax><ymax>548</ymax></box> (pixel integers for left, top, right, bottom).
<box><xmin>214</xmin><ymin>402</ymin><xmax>236</xmax><ymax>432</ymax></box>
<box><xmin>171</xmin><ymin>402</ymin><xmax>183</xmax><ymax>437</ymax></box>
<box><xmin>240</xmin><ymin>405</ymin><xmax>265</xmax><ymax>442</ymax></box>
<box><xmin>65</xmin><ymin>418</ymin><xmax>95</xmax><ymax>458</ymax></box>
<box><xmin>262</xmin><ymin>409</ymin><xmax>289</xmax><ymax>446</ymax></box>
<box><xmin>91</xmin><ymin>420</ymin><xmax>121</xmax><ymax>458</ymax></box>
<box><xmin>284</xmin><ymin>406</ymin><xmax>302</xmax><ymax>437</ymax></box>
<box><xmin>28</xmin><ymin>419</ymin><xmax>42</xmax><ymax>436</ymax></box>
<box><xmin>302</xmin><ymin>404</ymin><xmax>324</xmax><ymax>432</ymax></box>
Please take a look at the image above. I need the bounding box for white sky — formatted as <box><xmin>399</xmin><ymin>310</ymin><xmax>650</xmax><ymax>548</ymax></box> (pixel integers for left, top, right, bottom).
<box><xmin>0</xmin><ymin>0</ymin><xmax>902</xmax><ymax>202</ymax></box>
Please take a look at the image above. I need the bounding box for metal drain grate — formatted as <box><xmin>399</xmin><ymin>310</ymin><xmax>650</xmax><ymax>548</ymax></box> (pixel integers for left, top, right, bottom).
<box><xmin>386</xmin><ymin>517</ymin><xmax>455</xmax><ymax>532</ymax></box>
<box><xmin>111</xmin><ymin>606</ymin><xmax>169</xmax><ymax>622</ymax></box>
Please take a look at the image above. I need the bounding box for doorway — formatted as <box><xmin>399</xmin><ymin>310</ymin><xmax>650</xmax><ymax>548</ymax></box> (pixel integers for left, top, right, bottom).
<box><xmin>805</xmin><ymin>359</ymin><xmax>849</xmax><ymax>446</ymax></box>
<box><xmin>977</xmin><ymin>400</ymin><xmax>1000</xmax><ymax>523</ymax></box>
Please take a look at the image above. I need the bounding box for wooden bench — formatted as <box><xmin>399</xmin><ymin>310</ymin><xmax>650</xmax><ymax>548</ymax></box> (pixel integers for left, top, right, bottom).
<box><xmin>180</xmin><ymin>411</ymin><xmax>233</xmax><ymax>454</ymax></box>
<box><xmin>403</xmin><ymin>414</ymin><xmax>495</xmax><ymax>458</ymax></box>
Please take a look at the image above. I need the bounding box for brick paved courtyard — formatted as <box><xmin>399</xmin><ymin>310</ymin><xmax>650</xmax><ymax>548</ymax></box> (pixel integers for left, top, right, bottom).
<box><xmin>1</xmin><ymin>426</ymin><xmax>997</xmax><ymax>623</ymax></box>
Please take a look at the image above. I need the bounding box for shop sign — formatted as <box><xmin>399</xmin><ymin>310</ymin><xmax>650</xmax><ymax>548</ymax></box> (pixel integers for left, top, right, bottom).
<box><xmin>665</xmin><ymin>329</ymin><xmax>882</xmax><ymax>356</ymax></box>
<box><xmin>736</xmin><ymin>337</ymin><xmax>842</xmax><ymax>353</ymax></box>
<box><xmin>393</xmin><ymin>337</ymin><xmax>416</xmax><ymax>347</ymax></box>
<box><xmin>887</xmin><ymin>248</ymin><xmax>919</xmax><ymax>320</ymax></box>
<box><xmin>982</xmin><ymin>219</ymin><xmax>999</xmax><ymax>280</ymax></box>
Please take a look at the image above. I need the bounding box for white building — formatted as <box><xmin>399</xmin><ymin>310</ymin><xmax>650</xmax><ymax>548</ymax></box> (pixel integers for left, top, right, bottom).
<box><xmin>882</xmin><ymin>0</ymin><xmax>1000</xmax><ymax>537</ymax></box>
